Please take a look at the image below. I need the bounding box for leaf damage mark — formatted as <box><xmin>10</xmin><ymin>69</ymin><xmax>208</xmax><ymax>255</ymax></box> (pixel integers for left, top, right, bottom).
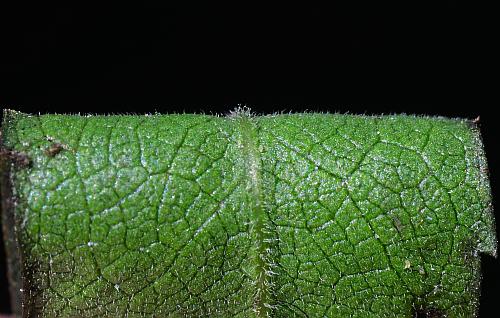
<box><xmin>43</xmin><ymin>136</ymin><xmax>70</xmax><ymax>157</ymax></box>
<box><xmin>44</xmin><ymin>143</ymin><xmax>64</xmax><ymax>157</ymax></box>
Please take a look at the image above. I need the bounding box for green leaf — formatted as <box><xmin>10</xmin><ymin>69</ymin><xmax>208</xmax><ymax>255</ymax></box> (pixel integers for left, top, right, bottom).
<box><xmin>1</xmin><ymin>109</ymin><xmax>496</xmax><ymax>317</ymax></box>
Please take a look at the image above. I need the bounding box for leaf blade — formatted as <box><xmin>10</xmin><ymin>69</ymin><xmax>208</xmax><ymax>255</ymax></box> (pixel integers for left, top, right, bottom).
<box><xmin>1</xmin><ymin>110</ymin><xmax>496</xmax><ymax>317</ymax></box>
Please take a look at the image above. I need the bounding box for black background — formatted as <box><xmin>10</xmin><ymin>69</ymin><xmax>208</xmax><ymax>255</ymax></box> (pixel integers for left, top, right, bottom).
<box><xmin>0</xmin><ymin>2</ymin><xmax>498</xmax><ymax>316</ymax></box>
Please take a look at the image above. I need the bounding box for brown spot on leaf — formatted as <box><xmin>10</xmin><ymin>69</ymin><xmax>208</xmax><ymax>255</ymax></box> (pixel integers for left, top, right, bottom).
<box><xmin>44</xmin><ymin>143</ymin><xmax>64</xmax><ymax>157</ymax></box>
<box><xmin>391</xmin><ymin>215</ymin><xmax>404</xmax><ymax>233</ymax></box>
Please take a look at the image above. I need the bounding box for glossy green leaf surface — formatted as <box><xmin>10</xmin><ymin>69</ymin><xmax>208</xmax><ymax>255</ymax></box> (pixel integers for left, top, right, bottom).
<box><xmin>0</xmin><ymin>109</ymin><xmax>496</xmax><ymax>317</ymax></box>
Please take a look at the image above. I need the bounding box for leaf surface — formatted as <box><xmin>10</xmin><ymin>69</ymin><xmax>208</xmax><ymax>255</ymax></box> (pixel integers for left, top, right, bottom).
<box><xmin>0</xmin><ymin>109</ymin><xmax>496</xmax><ymax>317</ymax></box>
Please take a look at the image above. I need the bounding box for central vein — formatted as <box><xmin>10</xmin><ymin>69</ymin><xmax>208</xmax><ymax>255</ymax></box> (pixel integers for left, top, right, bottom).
<box><xmin>234</xmin><ymin>110</ymin><xmax>275</xmax><ymax>317</ymax></box>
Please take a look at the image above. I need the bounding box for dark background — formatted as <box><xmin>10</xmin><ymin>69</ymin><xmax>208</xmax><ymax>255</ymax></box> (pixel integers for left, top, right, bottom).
<box><xmin>0</xmin><ymin>2</ymin><xmax>498</xmax><ymax>316</ymax></box>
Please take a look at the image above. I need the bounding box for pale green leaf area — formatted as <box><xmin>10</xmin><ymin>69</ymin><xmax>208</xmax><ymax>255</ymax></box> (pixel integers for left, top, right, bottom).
<box><xmin>0</xmin><ymin>109</ymin><xmax>496</xmax><ymax>317</ymax></box>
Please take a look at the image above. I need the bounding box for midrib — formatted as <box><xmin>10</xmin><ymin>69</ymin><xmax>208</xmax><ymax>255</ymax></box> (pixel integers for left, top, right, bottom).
<box><xmin>235</xmin><ymin>112</ymin><xmax>274</xmax><ymax>317</ymax></box>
